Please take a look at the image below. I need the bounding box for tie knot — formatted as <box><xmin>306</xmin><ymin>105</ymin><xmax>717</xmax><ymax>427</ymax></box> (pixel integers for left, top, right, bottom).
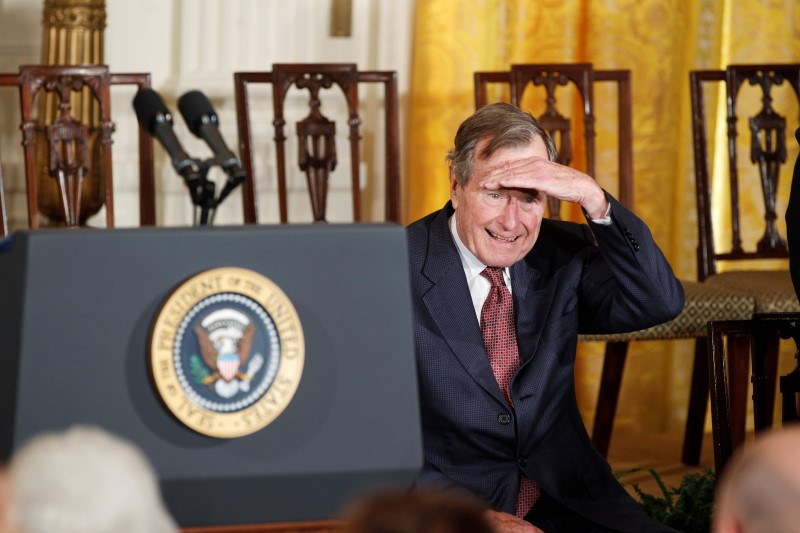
<box><xmin>481</xmin><ymin>267</ymin><xmax>505</xmax><ymax>287</ymax></box>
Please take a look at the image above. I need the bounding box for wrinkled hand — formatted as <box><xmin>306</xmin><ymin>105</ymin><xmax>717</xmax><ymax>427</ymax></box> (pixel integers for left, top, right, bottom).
<box><xmin>484</xmin><ymin>509</ymin><xmax>545</xmax><ymax>533</ymax></box>
<box><xmin>481</xmin><ymin>156</ymin><xmax>608</xmax><ymax>220</ymax></box>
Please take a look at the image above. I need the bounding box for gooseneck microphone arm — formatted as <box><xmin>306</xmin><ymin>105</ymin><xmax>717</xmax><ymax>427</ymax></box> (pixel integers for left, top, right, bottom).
<box><xmin>132</xmin><ymin>89</ymin><xmax>218</xmax><ymax>225</ymax></box>
<box><xmin>177</xmin><ymin>90</ymin><xmax>247</xmax><ymax>208</ymax></box>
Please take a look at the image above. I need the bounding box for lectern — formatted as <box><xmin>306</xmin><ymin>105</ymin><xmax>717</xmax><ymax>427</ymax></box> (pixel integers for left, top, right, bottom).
<box><xmin>0</xmin><ymin>224</ymin><xmax>422</xmax><ymax>530</ymax></box>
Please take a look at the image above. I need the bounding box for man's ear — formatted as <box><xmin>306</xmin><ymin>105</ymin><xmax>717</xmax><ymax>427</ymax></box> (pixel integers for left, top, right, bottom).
<box><xmin>449</xmin><ymin>167</ymin><xmax>460</xmax><ymax>207</ymax></box>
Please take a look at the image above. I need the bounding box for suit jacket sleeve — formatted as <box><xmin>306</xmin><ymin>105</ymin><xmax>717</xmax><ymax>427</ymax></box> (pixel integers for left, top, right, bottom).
<box><xmin>574</xmin><ymin>193</ymin><xmax>684</xmax><ymax>335</ymax></box>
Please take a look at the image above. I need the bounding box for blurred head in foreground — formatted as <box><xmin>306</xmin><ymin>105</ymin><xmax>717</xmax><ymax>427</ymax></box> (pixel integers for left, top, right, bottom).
<box><xmin>0</xmin><ymin>466</ymin><xmax>11</xmax><ymax>533</ymax></box>
<box><xmin>342</xmin><ymin>489</ymin><xmax>493</xmax><ymax>533</ymax></box>
<box><xmin>4</xmin><ymin>425</ymin><xmax>177</xmax><ymax>533</ymax></box>
<box><xmin>715</xmin><ymin>426</ymin><xmax>800</xmax><ymax>533</ymax></box>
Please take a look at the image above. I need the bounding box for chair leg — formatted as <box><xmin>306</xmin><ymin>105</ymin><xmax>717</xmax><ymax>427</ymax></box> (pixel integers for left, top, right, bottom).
<box><xmin>592</xmin><ymin>341</ymin><xmax>629</xmax><ymax>457</ymax></box>
<box><xmin>727</xmin><ymin>334</ymin><xmax>751</xmax><ymax>449</ymax></box>
<box><xmin>729</xmin><ymin>332</ymin><xmax>779</xmax><ymax>439</ymax></box>
<box><xmin>763</xmin><ymin>335</ymin><xmax>780</xmax><ymax>429</ymax></box>
<box><xmin>682</xmin><ymin>338</ymin><xmax>708</xmax><ymax>465</ymax></box>
<box><xmin>683</xmin><ymin>333</ymin><xmax>770</xmax><ymax>464</ymax></box>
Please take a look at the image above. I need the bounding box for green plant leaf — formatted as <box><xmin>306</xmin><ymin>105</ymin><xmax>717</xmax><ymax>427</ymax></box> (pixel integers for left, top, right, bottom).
<box><xmin>616</xmin><ymin>467</ymin><xmax>716</xmax><ymax>533</ymax></box>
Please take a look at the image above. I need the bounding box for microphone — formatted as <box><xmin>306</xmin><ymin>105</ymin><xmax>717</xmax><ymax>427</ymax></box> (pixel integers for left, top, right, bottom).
<box><xmin>132</xmin><ymin>89</ymin><xmax>201</xmax><ymax>181</ymax></box>
<box><xmin>177</xmin><ymin>90</ymin><xmax>246</xmax><ymax>206</ymax></box>
<box><xmin>177</xmin><ymin>90</ymin><xmax>246</xmax><ymax>180</ymax></box>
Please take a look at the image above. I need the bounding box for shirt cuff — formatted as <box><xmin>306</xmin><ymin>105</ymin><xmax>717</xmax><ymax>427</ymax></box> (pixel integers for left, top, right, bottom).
<box><xmin>588</xmin><ymin>201</ymin><xmax>612</xmax><ymax>225</ymax></box>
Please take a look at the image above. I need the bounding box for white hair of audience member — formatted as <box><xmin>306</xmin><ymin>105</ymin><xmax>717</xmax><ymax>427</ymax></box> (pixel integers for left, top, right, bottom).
<box><xmin>6</xmin><ymin>425</ymin><xmax>177</xmax><ymax>533</ymax></box>
<box><xmin>715</xmin><ymin>426</ymin><xmax>800</xmax><ymax>533</ymax></box>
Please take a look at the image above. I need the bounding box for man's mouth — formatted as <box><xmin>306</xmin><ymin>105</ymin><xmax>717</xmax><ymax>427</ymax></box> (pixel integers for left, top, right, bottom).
<box><xmin>486</xmin><ymin>229</ymin><xmax>519</xmax><ymax>242</ymax></box>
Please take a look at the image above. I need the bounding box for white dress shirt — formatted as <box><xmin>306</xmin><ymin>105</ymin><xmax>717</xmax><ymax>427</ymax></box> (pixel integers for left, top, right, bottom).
<box><xmin>449</xmin><ymin>215</ymin><xmax>512</xmax><ymax>324</ymax></box>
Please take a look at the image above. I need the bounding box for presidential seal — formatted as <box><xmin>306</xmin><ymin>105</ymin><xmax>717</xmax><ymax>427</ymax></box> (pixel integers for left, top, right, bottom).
<box><xmin>150</xmin><ymin>267</ymin><xmax>304</xmax><ymax>438</ymax></box>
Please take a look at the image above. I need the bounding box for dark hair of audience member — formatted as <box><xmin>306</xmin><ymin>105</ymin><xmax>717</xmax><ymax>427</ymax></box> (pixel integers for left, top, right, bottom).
<box><xmin>341</xmin><ymin>489</ymin><xmax>493</xmax><ymax>533</ymax></box>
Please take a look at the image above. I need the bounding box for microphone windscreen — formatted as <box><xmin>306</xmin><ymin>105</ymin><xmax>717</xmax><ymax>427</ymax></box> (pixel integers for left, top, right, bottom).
<box><xmin>178</xmin><ymin>90</ymin><xmax>217</xmax><ymax>138</ymax></box>
<box><xmin>132</xmin><ymin>89</ymin><xmax>171</xmax><ymax>134</ymax></box>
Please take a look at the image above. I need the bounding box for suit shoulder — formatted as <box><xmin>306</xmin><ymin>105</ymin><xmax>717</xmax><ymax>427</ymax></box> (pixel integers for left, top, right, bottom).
<box><xmin>406</xmin><ymin>210</ymin><xmax>438</xmax><ymax>245</ymax></box>
<box><xmin>406</xmin><ymin>210</ymin><xmax>438</xmax><ymax>238</ymax></box>
<box><xmin>406</xmin><ymin>210</ymin><xmax>442</xmax><ymax>272</ymax></box>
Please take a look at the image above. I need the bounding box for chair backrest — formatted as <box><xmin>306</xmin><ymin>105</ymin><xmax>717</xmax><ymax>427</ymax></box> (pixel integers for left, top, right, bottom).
<box><xmin>690</xmin><ymin>64</ymin><xmax>800</xmax><ymax>281</ymax></box>
<box><xmin>233</xmin><ymin>63</ymin><xmax>400</xmax><ymax>224</ymax></box>
<box><xmin>474</xmin><ymin>63</ymin><xmax>633</xmax><ymax>218</ymax></box>
<box><xmin>0</xmin><ymin>65</ymin><xmax>154</xmax><ymax>230</ymax></box>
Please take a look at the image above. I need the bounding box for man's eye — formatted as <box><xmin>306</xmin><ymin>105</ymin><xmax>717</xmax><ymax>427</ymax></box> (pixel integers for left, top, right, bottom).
<box><xmin>524</xmin><ymin>195</ymin><xmax>535</xmax><ymax>203</ymax></box>
<box><xmin>489</xmin><ymin>193</ymin><xmax>501</xmax><ymax>200</ymax></box>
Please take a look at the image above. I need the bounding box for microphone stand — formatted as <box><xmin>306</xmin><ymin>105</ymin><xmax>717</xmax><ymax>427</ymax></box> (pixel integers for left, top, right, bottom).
<box><xmin>182</xmin><ymin>159</ymin><xmax>246</xmax><ymax>226</ymax></box>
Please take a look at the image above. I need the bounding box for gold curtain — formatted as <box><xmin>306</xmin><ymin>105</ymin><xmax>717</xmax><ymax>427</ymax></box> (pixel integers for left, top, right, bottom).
<box><xmin>406</xmin><ymin>0</ymin><xmax>800</xmax><ymax>436</ymax></box>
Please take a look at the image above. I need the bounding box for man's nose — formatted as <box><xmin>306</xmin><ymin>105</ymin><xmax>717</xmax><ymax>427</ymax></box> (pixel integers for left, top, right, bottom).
<box><xmin>496</xmin><ymin>198</ymin><xmax>520</xmax><ymax>227</ymax></box>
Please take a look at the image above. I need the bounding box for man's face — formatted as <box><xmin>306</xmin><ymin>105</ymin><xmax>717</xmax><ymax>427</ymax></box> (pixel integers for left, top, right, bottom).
<box><xmin>450</xmin><ymin>136</ymin><xmax>548</xmax><ymax>267</ymax></box>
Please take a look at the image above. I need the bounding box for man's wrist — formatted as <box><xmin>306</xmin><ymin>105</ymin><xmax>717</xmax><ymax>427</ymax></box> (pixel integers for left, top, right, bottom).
<box><xmin>581</xmin><ymin>188</ymin><xmax>609</xmax><ymax>220</ymax></box>
<box><xmin>585</xmin><ymin>199</ymin><xmax>611</xmax><ymax>224</ymax></box>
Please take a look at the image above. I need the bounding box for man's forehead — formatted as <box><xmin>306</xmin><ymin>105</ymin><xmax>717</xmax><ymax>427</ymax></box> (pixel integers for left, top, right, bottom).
<box><xmin>476</xmin><ymin>136</ymin><xmax>547</xmax><ymax>162</ymax></box>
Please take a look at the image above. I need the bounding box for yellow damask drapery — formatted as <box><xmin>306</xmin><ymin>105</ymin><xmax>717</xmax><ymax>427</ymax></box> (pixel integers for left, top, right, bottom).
<box><xmin>406</xmin><ymin>0</ymin><xmax>800</xmax><ymax>437</ymax></box>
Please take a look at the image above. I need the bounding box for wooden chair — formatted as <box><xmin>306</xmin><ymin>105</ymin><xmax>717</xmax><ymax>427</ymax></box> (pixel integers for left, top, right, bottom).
<box><xmin>0</xmin><ymin>65</ymin><xmax>155</xmax><ymax>229</ymax></box>
<box><xmin>707</xmin><ymin>313</ymin><xmax>800</xmax><ymax>475</ymax></box>
<box><xmin>474</xmin><ymin>63</ymin><xmax>756</xmax><ymax>462</ymax></box>
<box><xmin>690</xmin><ymin>64</ymin><xmax>800</xmax><ymax>463</ymax></box>
<box><xmin>707</xmin><ymin>101</ymin><xmax>800</xmax><ymax>476</ymax></box>
<box><xmin>233</xmin><ymin>63</ymin><xmax>400</xmax><ymax>224</ymax></box>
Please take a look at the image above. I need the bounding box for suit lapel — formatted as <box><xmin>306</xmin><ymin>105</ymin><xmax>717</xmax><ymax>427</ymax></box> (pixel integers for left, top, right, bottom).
<box><xmin>511</xmin><ymin>247</ymin><xmax>557</xmax><ymax>367</ymax></box>
<box><xmin>421</xmin><ymin>207</ymin><xmax>507</xmax><ymax>405</ymax></box>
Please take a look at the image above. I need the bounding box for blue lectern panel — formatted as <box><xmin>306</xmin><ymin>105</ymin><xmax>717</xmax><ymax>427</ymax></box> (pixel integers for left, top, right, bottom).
<box><xmin>0</xmin><ymin>224</ymin><xmax>421</xmax><ymax>527</ymax></box>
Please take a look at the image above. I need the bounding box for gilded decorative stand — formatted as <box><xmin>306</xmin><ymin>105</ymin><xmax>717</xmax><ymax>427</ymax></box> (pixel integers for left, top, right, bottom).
<box><xmin>36</xmin><ymin>0</ymin><xmax>106</xmax><ymax>225</ymax></box>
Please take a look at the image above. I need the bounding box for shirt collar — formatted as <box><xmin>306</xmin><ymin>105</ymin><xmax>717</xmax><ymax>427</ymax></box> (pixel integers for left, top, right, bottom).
<box><xmin>449</xmin><ymin>215</ymin><xmax>510</xmax><ymax>283</ymax></box>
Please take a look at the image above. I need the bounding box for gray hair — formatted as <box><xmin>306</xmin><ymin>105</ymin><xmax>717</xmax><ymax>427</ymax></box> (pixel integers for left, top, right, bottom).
<box><xmin>446</xmin><ymin>102</ymin><xmax>558</xmax><ymax>185</ymax></box>
<box><xmin>8</xmin><ymin>425</ymin><xmax>177</xmax><ymax>533</ymax></box>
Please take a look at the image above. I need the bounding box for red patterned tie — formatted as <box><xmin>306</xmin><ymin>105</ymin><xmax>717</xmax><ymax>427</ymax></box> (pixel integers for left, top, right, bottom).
<box><xmin>480</xmin><ymin>267</ymin><xmax>541</xmax><ymax>518</ymax></box>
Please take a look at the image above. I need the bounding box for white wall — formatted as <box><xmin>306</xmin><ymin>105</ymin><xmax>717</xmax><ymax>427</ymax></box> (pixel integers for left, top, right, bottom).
<box><xmin>0</xmin><ymin>0</ymin><xmax>42</xmax><ymax>230</ymax></box>
<box><xmin>0</xmin><ymin>0</ymin><xmax>414</xmax><ymax>228</ymax></box>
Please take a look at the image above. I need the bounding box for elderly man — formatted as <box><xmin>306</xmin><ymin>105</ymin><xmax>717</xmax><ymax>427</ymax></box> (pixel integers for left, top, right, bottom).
<box><xmin>406</xmin><ymin>103</ymin><xmax>684</xmax><ymax>532</ymax></box>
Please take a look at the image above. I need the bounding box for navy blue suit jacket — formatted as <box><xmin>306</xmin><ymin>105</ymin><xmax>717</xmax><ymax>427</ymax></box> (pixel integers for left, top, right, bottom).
<box><xmin>406</xmin><ymin>195</ymin><xmax>684</xmax><ymax>532</ymax></box>
<box><xmin>788</xmin><ymin>128</ymin><xmax>800</xmax><ymax>300</ymax></box>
